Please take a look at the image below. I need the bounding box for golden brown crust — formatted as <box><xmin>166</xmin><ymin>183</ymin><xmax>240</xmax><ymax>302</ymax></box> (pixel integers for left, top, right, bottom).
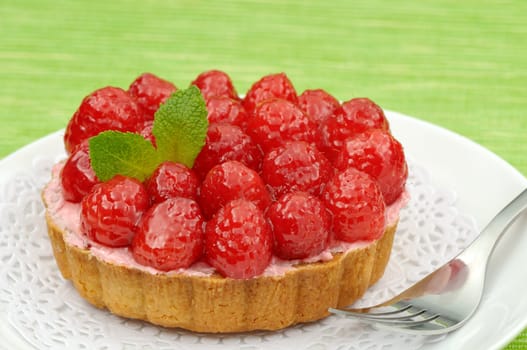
<box><xmin>43</xmin><ymin>190</ymin><xmax>397</xmax><ymax>333</ymax></box>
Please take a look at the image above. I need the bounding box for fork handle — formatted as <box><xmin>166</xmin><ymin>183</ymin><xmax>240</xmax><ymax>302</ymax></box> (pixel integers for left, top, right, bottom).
<box><xmin>460</xmin><ymin>188</ymin><xmax>527</xmax><ymax>264</ymax></box>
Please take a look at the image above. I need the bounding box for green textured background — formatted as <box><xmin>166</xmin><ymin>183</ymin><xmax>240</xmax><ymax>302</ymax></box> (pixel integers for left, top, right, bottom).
<box><xmin>1</xmin><ymin>0</ymin><xmax>526</xmax><ymax>348</ymax></box>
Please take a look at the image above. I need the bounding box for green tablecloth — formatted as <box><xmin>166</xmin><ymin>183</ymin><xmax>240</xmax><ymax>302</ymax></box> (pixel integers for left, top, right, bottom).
<box><xmin>1</xmin><ymin>1</ymin><xmax>526</xmax><ymax>348</ymax></box>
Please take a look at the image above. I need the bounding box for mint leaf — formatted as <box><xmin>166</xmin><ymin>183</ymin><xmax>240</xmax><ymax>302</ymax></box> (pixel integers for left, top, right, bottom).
<box><xmin>153</xmin><ymin>85</ymin><xmax>208</xmax><ymax>168</ymax></box>
<box><xmin>89</xmin><ymin>131</ymin><xmax>161</xmax><ymax>182</ymax></box>
<box><xmin>88</xmin><ymin>86</ymin><xmax>208</xmax><ymax>182</ymax></box>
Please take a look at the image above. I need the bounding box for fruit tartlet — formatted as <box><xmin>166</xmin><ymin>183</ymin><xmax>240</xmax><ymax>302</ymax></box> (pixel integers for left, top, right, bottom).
<box><xmin>42</xmin><ymin>70</ymin><xmax>409</xmax><ymax>333</ymax></box>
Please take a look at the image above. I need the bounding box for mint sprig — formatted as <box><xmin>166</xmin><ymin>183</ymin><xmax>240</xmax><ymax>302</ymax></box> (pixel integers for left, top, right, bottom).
<box><xmin>89</xmin><ymin>85</ymin><xmax>208</xmax><ymax>182</ymax></box>
<box><xmin>89</xmin><ymin>131</ymin><xmax>161</xmax><ymax>182</ymax></box>
<box><xmin>153</xmin><ymin>86</ymin><xmax>209</xmax><ymax>168</ymax></box>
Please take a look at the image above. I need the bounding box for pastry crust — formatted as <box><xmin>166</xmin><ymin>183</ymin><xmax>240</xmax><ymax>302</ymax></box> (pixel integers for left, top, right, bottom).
<box><xmin>43</xmin><ymin>200</ymin><xmax>397</xmax><ymax>333</ymax></box>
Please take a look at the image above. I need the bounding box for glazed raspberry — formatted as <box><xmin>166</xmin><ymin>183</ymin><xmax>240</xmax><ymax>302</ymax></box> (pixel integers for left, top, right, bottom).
<box><xmin>205</xmin><ymin>199</ymin><xmax>272</xmax><ymax>279</ymax></box>
<box><xmin>199</xmin><ymin>160</ymin><xmax>271</xmax><ymax>219</ymax></box>
<box><xmin>206</xmin><ymin>96</ymin><xmax>249</xmax><ymax>128</ymax></box>
<box><xmin>340</xmin><ymin>97</ymin><xmax>389</xmax><ymax>131</ymax></box>
<box><xmin>60</xmin><ymin>141</ymin><xmax>100</xmax><ymax>202</ymax></box>
<box><xmin>80</xmin><ymin>175</ymin><xmax>149</xmax><ymax>247</ymax></box>
<box><xmin>191</xmin><ymin>69</ymin><xmax>238</xmax><ymax>101</ymax></box>
<box><xmin>335</xmin><ymin>129</ymin><xmax>408</xmax><ymax>205</ymax></box>
<box><xmin>192</xmin><ymin>123</ymin><xmax>263</xmax><ymax>179</ymax></box>
<box><xmin>321</xmin><ymin>167</ymin><xmax>385</xmax><ymax>242</ymax></box>
<box><xmin>320</xmin><ymin>97</ymin><xmax>389</xmax><ymax>162</ymax></box>
<box><xmin>145</xmin><ymin>161</ymin><xmax>199</xmax><ymax>204</ymax></box>
<box><xmin>131</xmin><ymin>197</ymin><xmax>204</xmax><ymax>271</ymax></box>
<box><xmin>262</xmin><ymin>141</ymin><xmax>332</xmax><ymax>199</ymax></box>
<box><xmin>297</xmin><ymin>89</ymin><xmax>340</xmax><ymax>124</ymax></box>
<box><xmin>138</xmin><ymin>120</ymin><xmax>156</xmax><ymax>147</ymax></box>
<box><xmin>64</xmin><ymin>86</ymin><xmax>143</xmax><ymax>154</ymax></box>
<box><xmin>267</xmin><ymin>192</ymin><xmax>330</xmax><ymax>260</ymax></box>
<box><xmin>128</xmin><ymin>73</ymin><xmax>177</xmax><ymax>120</ymax></box>
<box><xmin>242</xmin><ymin>73</ymin><xmax>298</xmax><ymax>113</ymax></box>
<box><xmin>246</xmin><ymin>99</ymin><xmax>317</xmax><ymax>153</ymax></box>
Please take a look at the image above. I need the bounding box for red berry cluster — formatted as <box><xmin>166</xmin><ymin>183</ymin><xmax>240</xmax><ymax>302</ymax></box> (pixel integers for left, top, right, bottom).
<box><xmin>60</xmin><ymin>70</ymin><xmax>408</xmax><ymax>279</ymax></box>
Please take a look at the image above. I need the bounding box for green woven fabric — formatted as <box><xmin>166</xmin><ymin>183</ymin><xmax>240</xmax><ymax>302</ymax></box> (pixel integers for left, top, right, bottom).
<box><xmin>1</xmin><ymin>0</ymin><xmax>526</xmax><ymax>348</ymax></box>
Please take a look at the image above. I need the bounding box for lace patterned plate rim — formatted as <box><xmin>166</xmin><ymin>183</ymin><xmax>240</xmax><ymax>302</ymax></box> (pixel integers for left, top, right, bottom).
<box><xmin>0</xmin><ymin>111</ymin><xmax>525</xmax><ymax>350</ymax></box>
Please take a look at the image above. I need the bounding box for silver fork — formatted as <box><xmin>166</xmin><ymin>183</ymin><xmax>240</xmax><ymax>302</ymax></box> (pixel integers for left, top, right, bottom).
<box><xmin>329</xmin><ymin>188</ymin><xmax>527</xmax><ymax>335</ymax></box>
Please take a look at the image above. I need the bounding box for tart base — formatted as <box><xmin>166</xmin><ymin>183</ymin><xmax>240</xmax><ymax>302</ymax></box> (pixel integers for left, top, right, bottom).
<box><xmin>44</xmin><ymin>209</ymin><xmax>397</xmax><ymax>333</ymax></box>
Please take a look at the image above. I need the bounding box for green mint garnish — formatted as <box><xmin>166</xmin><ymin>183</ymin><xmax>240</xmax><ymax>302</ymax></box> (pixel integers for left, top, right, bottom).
<box><xmin>89</xmin><ymin>131</ymin><xmax>161</xmax><ymax>182</ymax></box>
<box><xmin>89</xmin><ymin>85</ymin><xmax>208</xmax><ymax>182</ymax></box>
<box><xmin>153</xmin><ymin>85</ymin><xmax>208</xmax><ymax>168</ymax></box>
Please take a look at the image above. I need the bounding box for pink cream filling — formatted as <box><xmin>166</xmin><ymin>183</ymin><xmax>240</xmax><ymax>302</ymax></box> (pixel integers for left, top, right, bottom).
<box><xmin>44</xmin><ymin>163</ymin><xmax>408</xmax><ymax>277</ymax></box>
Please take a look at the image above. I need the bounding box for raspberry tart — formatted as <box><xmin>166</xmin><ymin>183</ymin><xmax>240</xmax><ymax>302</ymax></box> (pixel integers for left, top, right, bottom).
<box><xmin>42</xmin><ymin>70</ymin><xmax>409</xmax><ymax>333</ymax></box>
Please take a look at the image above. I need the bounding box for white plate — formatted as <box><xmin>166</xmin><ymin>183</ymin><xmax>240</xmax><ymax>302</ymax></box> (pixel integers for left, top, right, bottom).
<box><xmin>0</xmin><ymin>111</ymin><xmax>526</xmax><ymax>350</ymax></box>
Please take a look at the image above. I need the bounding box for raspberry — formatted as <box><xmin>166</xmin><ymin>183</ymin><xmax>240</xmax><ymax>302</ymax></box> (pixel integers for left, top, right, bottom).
<box><xmin>192</xmin><ymin>123</ymin><xmax>263</xmax><ymax>180</ymax></box>
<box><xmin>64</xmin><ymin>86</ymin><xmax>143</xmax><ymax>154</ymax></box>
<box><xmin>297</xmin><ymin>89</ymin><xmax>340</xmax><ymax>124</ymax></box>
<box><xmin>131</xmin><ymin>197</ymin><xmax>204</xmax><ymax>271</ymax></box>
<box><xmin>205</xmin><ymin>199</ymin><xmax>272</xmax><ymax>279</ymax></box>
<box><xmin>60</xmin><ymin>141</ymin><xmax>100</xmax><ymax>202</ymax></box>
<box><xmin>145</xmin><ymin>161</ymin><xmax>199</xmax><ymax>204</ymax></box>
<box><xmin>320</xmin><ymin>97</ymin><xmax>389</xmax><ymax>162</ymax></box>
<box><xmin>321</xmin><ymin>167</ymin><xmax>385</xmax><ymax>242</ymax></box>
<box><xmin>128</xmin><ymin>73</ymin><xmax>177</xmax><ymax>120</ymax></box>
<box><xmin>205</xmin><ymin>96</ymin><xmax>248</xmax><ymax>128</ymax></box>
<box><xmin>199</xmin><ymin>160</ymin><xmax>271</xmax><ymax>219</ymax></box>
<box><xmin>138</xmin><ymin>120</ymin><xmax>156</xmax><ymax>147</ymax></box>
<box><xmin>242</xmin><ymin>73</ymin><xmax>298</xmax><ymax>113</ymax></box>
<box><xmin>267</xmin><ymin>192</ymin><xmax>330</xmax><ymax>260</ymax></box>
<box><xmin>262</xmin><ymin>141</ymin><xmax>332</xmax><ymax>199</ymax></box>
<box><xmin>335</xmin><ymin>129</ymin><xmax>408</xmax><ymax>204</ymax></box>
<box><xmin>80</xmin><ymin>175</ymin><xmax>149</xmax><ymax>247</ymax></box>
<box><xmin>246</xmin><ymin>99</ymin><xmax>317</xmax><ymax>153</ymax></box>
<box><xmin>340</xmin><ymin>97</ymin><xmax>389</xmax><ymax>131</ymax></box>
<box><xmin>191</xmin><ymin>69</ymin><xmax>238</xmax><ymax>101</ymax></box>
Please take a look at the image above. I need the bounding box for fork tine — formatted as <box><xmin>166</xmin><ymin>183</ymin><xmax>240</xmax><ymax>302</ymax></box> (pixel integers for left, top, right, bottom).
<box><xmin>330</xmin><ymin>306</ymin><xmax>442</xmax><ymax>327</ymax></box>
<box><xmin>329</xmin><ymin>301</ymin><xmax>415</xmax><ymax>319</ymax></box>
<box><xmin>336</xmin><ymin>303</ymin><xmax>413</xmax><ymax>317</ymax></box>
<box><xmin>330</xmin><ymin>301</ymin><xmax>463</xmax><ymax>334</ymax></box>
<box><xmin>331</xmin><ymin>308</ymin><xmax>429</xmax><ymax>321</ymax></box>
<box><xmin>328</xmin><ymin>306</ymin><xmax>407</xmax><ymax>319</ymax></box>
<box><xmin>368</xmin><ymin>314</ymin><xmax>441</xmax><ymax>327</ymax></box>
